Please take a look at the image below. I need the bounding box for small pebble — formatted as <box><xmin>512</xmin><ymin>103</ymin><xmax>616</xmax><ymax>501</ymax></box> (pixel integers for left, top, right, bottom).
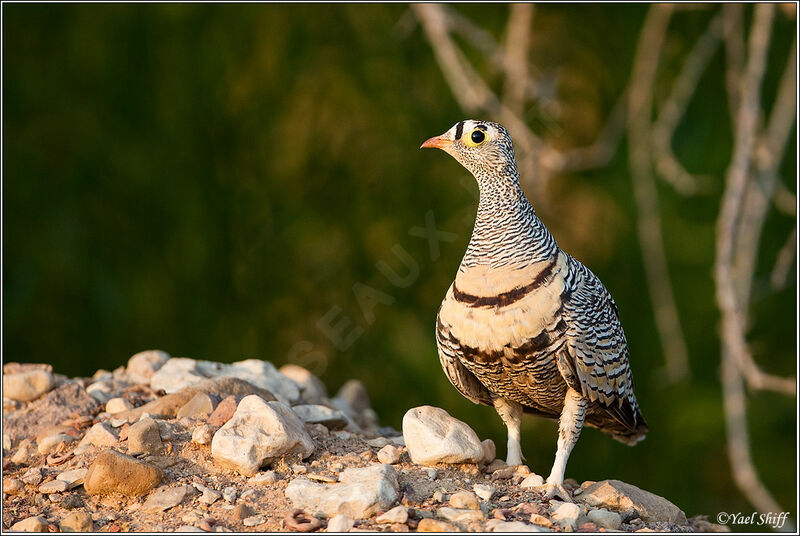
<box><xmin>326</xmin><ymin>514</ymin><xmax>354</xmax><ymax>532</ymax></box>
<box><xmin>377</xmin><ymin>445</ymin><xmax>403</xmax><ymax>464</ymax></box>
<box><xmin>249</xmin><ymin>471</ymin><xmax>278</xmax><ymax>485</ymax></box>
<box><xmin>473</xmin><ymin>484</ymin><xmax>494</xmax><ymax>501</ymax></box>
<box><xmin>242</xmin><ymin>515</ymin><xmax>264</xmax><ymax>527</ymax></box>
<box><xmin>192</xmin><ymin>425</ymin><xmax>215</xmax><ymax>446</ymax></box>
<box><xmin>222</xmin><ymin>487</ymin><xmax>237</xmax><ymax>503</ymax></box>
<box><xmin>106</xmin><ymin>397</ymin><xmax>134</xmax><ymax>414</ymax></box>
<box><xmin>449</xmin><ymin>490</ymin><xmax>480</xmax><ymax>510</ymax></box>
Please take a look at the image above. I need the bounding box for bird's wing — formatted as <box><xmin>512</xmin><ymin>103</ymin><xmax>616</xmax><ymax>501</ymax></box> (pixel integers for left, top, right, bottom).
<box><xmin>436</xmin><ymin>312</ymin><xmax>493</xmax><ymax>407</ymax></box>
<box><xmin>558</xmin><ymin>254</ymin><xmax>641</xmax><ymax>430</ymax></box>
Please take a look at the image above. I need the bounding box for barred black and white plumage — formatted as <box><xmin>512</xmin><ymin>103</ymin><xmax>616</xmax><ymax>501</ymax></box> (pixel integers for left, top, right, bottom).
<box><xmin>422</xmin><ymin>120</ymin><xmax>647</xmax><ymax>500</ymax></box>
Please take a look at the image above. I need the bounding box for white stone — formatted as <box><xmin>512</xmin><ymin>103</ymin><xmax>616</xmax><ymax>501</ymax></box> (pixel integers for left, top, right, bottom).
<box><xmin>86</xmin><ymin>381</ymin><xmax>114</xmax><ymax>403</ymax></box>
<box><xmin>192</xmin><ymin>425</ymin><xmax>215</xmax><ymax>445</ymax></box>
<box><xmin>106</xmin><ymin>397</ymin><xmax>134</xmax><ymax>414</ymax></box>
<box><xmin>211</xmin><ymin>396</ymin><xmax>314</xmax><ymax>476</ymax></box>
<box><xmin>377</xmin><ymin>444</ymin><xmax>403</xmax><ymax>464</ymax></box>
<box><xmin>127</xmin><ymin>350</ymin><xmax>171</xmax><ymax>384</ymax></box>
<box><xmin>291</xmin><ymin>405</ymin><xmax>348</xmax><ymax>430</ymax></box>
<box><xmin>37</xmin><ymin>433</ymin><xmax>73</xmax><ymax>455</ymax></box>
<box><xmin>79</xmin><ymin>423</ymin><xmax>118</xmax><ymax>448</ymax></box>
<box><xmin>486</xmin><ymin>520</ymin><xmax>550</xmax><ymax>532</ymax></box>
<box><xmin>2</xmin><ymin>370</ymin><xmax>55</xmax><ymax>402</ymax></box>
<box><xmin>242</xmin><ymin>516</ymin><xmax>265</xmax><ymax>527</ymax></box>
<box><xmin>222</xmin><ymin>486</ymin><xmax>237</xmax><ymax>503</ymax></box>
<box><xmin>376</xmin><ymin>505</ymin><xmax>408</xmax><ymax>524</ymax></box>
<box><xmin>550</xmin><ymin>501</ymin><xmax>581</xmax><ymax>529</ymax></box>
<box><xmin>10</xmin><ymin>516</ymin><xmax>49</xmax><ymax>532</ymax></box>
<box><xmin>449</xmin><ymin>491</ymin><xmax>480</xmax><ymax>510</ymax></box>
<box><xmin>437</xmin><ymin>507</ymin><xmax>485</xmax><ymax>522</ymax></box>
<box><xmin>480</xmin><ymin>439</ymin><xmax>496</xmax><ymax>465</ymax></box>
<box><xmin>249</xmin><ymin>471</ymin><xmax>278</xmax><ymax>485</ymax></box>
<box><xmin>57</xmin><ymin>468</ymin><xmax>88</xmax><ymax>489</ymax></box>
<box><xmin>473</xmin><ymin>484</ymin><xmax>494</xmax><ymax>501</ymax></box>
<box><xmin>402</xmin><ymin>406</ymin><xmax>483</xmax><ymax>465</ymax></box>
<box><xmin>199</xmin><ymin>488</ymin><xmax>221</xmax><ymax>505</ymax></box>
<box><xmin>142</xmin><ymin>485</ymin><xmax>196</xmax><ymax>512</ymax></box>
<box><xmin>150</xmin><ymin>358</ymin><xmax>300</xmax><ymax>404</ymax></box>
<box><xmin>520</xmin><ymin>473</ymin><xmax>545</xmax><ymax>488</ymax></box>
<box><xmin>326</xmin><ymin>514</ymin><xmax>354</xmax><ymax>532</ymax></box>
<box><xmin>39</xmin><ymin>479</ymin><xmax>69</xmax><ymax>493</ymax></box>
<box><xmin>366</xmin><ymin>437</ymin><xmax>390</xmax><ymax>448</ymax></box>
<box><xmin>587</xmin><ymin>508</ymin><xmax>622</xmax><ymax>530</ymax></box>
<box><xmin>285</xmin><ymin>464</ymin><xmax>398</xmax><ymax>519</ymax></box>
<box><xmin>278</xmin><ymin>364</ymin><xmax>328</xmax><ymax>403</ymax></box>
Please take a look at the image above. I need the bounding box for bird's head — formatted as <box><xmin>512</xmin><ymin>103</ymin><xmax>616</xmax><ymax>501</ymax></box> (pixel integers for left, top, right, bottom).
<box><xmin>420</xmin><ymin>120</ymin><xmax>518</xmax><ymax>180</ymax></box>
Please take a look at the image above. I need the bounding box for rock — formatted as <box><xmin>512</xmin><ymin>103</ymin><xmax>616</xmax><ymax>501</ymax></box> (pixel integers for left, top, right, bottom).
<box><xmin>377</xmin><ymin>505</ymin><xmax>409</xmax><ymax>524</ymax></box>
<box><xmin>291</xmin><ymin>404</ymin><xmax>348</xmax><ymax>430</ymax></box>
<box><xmin>485</xmin><ymin>520</ymin><xmax>548</xmax><ymax>532</ymax></box>
<box><xmin>86</xmin><ymin>381</ymin><xmax>114</xmax><ymax>403</ymax></box>
<box><xmin>143</xmin><ymin>485</ymin><xmax>197</xmax><ymax>512</ymax></box>
<box><xmin>84</xmin><ymin>449</ymin><xmax>163</xmax><ymax>496</ymax></box>
<box><xmin>37</xmin><ymin>433</ymin><xmax>74</xmax><ymax>454</ymax></box>
<box><xmin>3</xmin><ymin>369</ymin><xmax>55</xmax><ymax>402</ymax></box>
<box><xmin>79</xmin><ymin>423</ymin><xmax>118</xmax><ymax>448</ymax></box>
<box><xmin>10</xmin><ymin>439</ymin><xmax>37</xmax><ymax>464</ymax></box>
<box><xmin>326</xmin><ymin>514</ymin><xmax>354</xmax><ymax>532</ymax></box>
<box><xmin>150</xmin><ymin>358</ymin><xmax>299</xmax><ymax>404</ymax></box>
<box><xmin>127</xmin><ymin>417</ymin><xmax>162</xmax><ymax>455</ymax></box>
<box><xmin>233</xmin><ymin>503</ymin><xmax>255</xmax><ymax>520</ymax></box>
<box><xmin>21</xmin><ymin>468</ymin><xmax>43</xmax><ymax>486</ymax></box>
<box><xmin>192</xmin><ymin>425</ymin><xmax>215</xmax><ymax>445</ymax></box>
<box><xmin>417</xmin><ymin>519</ymin><xmax>459</xmax><ymax>532</ymax></box>
<box><xmin>520</xmin><ymin>473</ymin><xmax>544</xmax><ymax>488</ymax></box>
<box><xmin>480</xmin><ymin>439</ymin><xmax>496</xmax><ymax>465</ymax></box>
<box><xmin>473</xmin><ymin>484</ymin><xmax>494</xmax><ymax>501</ymax></box>
<box><xmin>106</xmin><ymin>398</ymin><xmax>134</xmax><ymax>414</ymax></box>
<box><xmin>39</xmin><ymin>479</ymin><xmax>69</xmax><ymax>493</ymax></box>
<box><xmin>127</xmin><ymin>350</ymin><xmax>170</xmax><ymax>384</ymax></box>
<box><xmin>196</xmin><ymin>486</ymin><xmax>221</xmax><ymax>505</ymax></box>
<box><xmin>3</xmin><ymin>362</ymin><xmax>53</xmax><ymax>375</ymax></box>
<box><xmin>249</xmin><ymin>471</ymin><xmax>278</xmax><ymax>485</ymax></box>
<box><xmin>550</xmin><ymin>501</ymin><xmax>581</xmax><ymax>529</ymax></box>
<box><xmin>285</xmin><ymin>464</ymin><xmax>398</xmax><ymax>518</ymax></box>
<box><xmin>587</xmin><ymin>508</ymin><xmax>622</xmax><ymax>530</ymax></box>
<box><xmin>437</xmin><ymin>507</ymin><xmax>485</xmax><ymax>522</ymax></box>
<box><xmin>62</xmin><ymin>495</ymin><xmax>85</xmax><ymax>510</ymax></box>
<box><xmin>279</xmin><ymin>364</ymin><xmax>328</xmax><ymax>404</ymax></box>
<box><xmin>335</xmin><ymin>379</ymin><xmax>371</xmax><ymax>413</ymax></box>
<box><xmin>223</xmin><ymin>486</ymin><xmax>237</xmax><ymax>503</ymax></box>
<box><xmin>529</xmin><ymin>514</ymin><xmax>554</xmax><ymax>528</ymax></box>
<box><xmin>576</xmin><ymin>479</ymin><xmax>687</xmax><ymax>524</ymax></box>
<box><xmin>3</xmin><ymin>383</ymin><xmax>100</xmax><ymax>445</ymax></box>
<box><xmin>242</xmin><ymin>516</ymin><xmax>265</xmax><ymax>527</ymax></box>
<box><xmin>3</xmin><ymin>477</ymin><xmax>24</xmax><ymax>494</ymax></box>
<box><xmin>449</xmin><ymin>491</ymin><xmax>480</xmax><ymax>510</ymax></box>
<box><xmin>57</xmin><ymin>469</ymin><xmax>88</xmax><ymax>490</ymax></box>
<box><xmin>402</xmin><ymin>406</ymin><xmax>483</xmax><ymax>465</ymax></box>
<box><xmin>377</xmin><ymin>444</ymin><xmax>404</xmax><ymax>464</ymax></box>
<box><xmin>60</xmin><ymin>511</ymin><xmax>94</xmax><ymax>532</ymax></box>
<box><xmin>10</xmin><ymin>516</ymin><xmax>49</xmax><ymax>532</ymax></box>
<box><xmin>208</xmin><ymin>396</ymin><xmax>239</xmax><ymax>427</ymax></box>
<box><xmin>177</xmin><ymin>393</ymin><xmax>220</xmax><ymax>420</ymax></box>
<box><xmin>211</xmin><ymin>396</ymin><xmax>314</xmax><ymax>476</ymax></box>
<box><xmin>367</xmin><ymin>437</ymin><xmax>390</xmax><ymax>448</ymax></box>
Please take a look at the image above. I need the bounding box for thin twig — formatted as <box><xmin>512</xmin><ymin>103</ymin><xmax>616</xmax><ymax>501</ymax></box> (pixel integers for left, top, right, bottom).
<box><xmin>627</xmin><ymin>4</ymin><xmax>691</xmax><ymax>383</ymax></box>
<box><xmin>715</xmin><ymin>2</ymin><xmax>794</xmax><ymax>523</ymax></box>
<box><xmin>770</xmin><ymin>226</ymin><xmax>797</xmax><ymax>292</ymax></box>
<box><xmin>722</xmin><ymin>4</ymin><xmax>745</xmax><ymax>120</ymax></box>
<box><xmin>652</xmin><ymin>10</ymin><xmax>724</xmax><ymax>196</ymax></box>
<box><xmin>734</xmin><ymin>37</ymin><xmax>797</xmax><ymax>313</ymax></box>
<box><xmin>502</xmin><ymin>4</ymin><xmax>534</xmax><ymax>117</ymax></box>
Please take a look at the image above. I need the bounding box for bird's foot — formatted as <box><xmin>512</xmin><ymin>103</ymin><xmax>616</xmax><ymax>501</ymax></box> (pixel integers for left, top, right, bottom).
<box><xmin>544</xmin><ymin>481</ymin><xmax>572</xmax><ymax>502</ymax></box>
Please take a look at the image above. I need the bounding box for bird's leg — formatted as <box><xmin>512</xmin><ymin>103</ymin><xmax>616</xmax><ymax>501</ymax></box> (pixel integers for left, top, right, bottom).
<box><xmin>492</xmin><ymin>397</ymin><xmax>524</xmax><ymax>466</ymax></box>
<box><xmin>545</xmin><ymin>388</ymin><xmax>587</xmax><ymax>501</ymax></box>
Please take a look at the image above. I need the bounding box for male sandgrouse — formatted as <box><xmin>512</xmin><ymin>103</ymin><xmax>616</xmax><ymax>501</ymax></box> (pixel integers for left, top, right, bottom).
<box><xmin>422</xmin><ymin>120</ymin><xmax>647</xmax><ymax>500</ymax></box>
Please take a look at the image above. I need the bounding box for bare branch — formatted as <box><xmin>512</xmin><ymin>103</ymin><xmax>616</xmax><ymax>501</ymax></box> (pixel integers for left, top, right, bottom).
<box><xmin>502</xmin><ymin>4</ymin><xmax>534</xmax><ymax>117</ymax></box>
<box><xmin>652</xmin><ymin>10</ymin><xmax>724</xmax><ymax>196</ymax></box>
<box><xmin>770</xmin><ymin>226</ymin><xmax>797</xmax><ymax>292</ymax></box>
<box><xmin>722</xmin><ymin>4</ymin><xmax>745</xmax><ymax>119</ymax></box>
<box><xmin>627</xmin><ymin>4</ymin><xmax>691</xmax><ymax>383</ymax></box>
<box><xmin>715</xmin><ymin>1</ymin><xmax>793</xmax><ymax>521</ymax></box>
<box><xmin>734</xmin><ymin>37</ymin><xmax>797</xmax><ymax>313</ymax></box>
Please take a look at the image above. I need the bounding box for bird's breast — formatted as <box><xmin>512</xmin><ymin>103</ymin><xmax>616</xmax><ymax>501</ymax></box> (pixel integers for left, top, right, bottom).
<box><xmin>438</xmin><ymin>252</ymin><xmax>568</xmax><ymax>353</ymax></box>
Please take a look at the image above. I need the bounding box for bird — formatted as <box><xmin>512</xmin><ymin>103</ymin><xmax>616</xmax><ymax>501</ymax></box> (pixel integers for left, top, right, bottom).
<box><xmin>421</xmin><ymin>120</ymin><xmax>647</xmax><ymax>501</ymax></box>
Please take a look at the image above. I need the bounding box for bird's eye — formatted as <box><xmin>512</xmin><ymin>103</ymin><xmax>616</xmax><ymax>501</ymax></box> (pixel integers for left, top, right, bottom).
<box><xmin>464</xmin><ymin>129</ymin><xmax>486</xmax><ymax>147</ymax></box>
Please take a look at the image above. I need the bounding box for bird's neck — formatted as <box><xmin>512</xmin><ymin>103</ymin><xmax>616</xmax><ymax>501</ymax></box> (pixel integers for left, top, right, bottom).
<box><xmin>460</xmin><ymin>171</ymin><xmax>558</xmax><ymax>270</ymax></box>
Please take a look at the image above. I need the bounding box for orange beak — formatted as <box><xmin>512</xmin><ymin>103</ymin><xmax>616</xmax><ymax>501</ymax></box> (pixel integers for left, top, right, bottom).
<box><xmin>420</xmin><ymin>135</ymin><xmax>451</xmax><ymax>149</ymax></box>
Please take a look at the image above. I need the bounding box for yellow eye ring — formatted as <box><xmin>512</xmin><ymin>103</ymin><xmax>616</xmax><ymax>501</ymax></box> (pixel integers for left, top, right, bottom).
<box><xmin>463</xmin><ymin>129</ymin><xmax>487</xmax><ymax>147</ymax></box>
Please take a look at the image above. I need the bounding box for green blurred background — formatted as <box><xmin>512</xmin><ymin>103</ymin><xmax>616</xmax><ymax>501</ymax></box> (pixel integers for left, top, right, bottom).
<box><xmin>3</xmin><ymin>3</ymin><xmax>796</xmax><ymax>526</ymax></box>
